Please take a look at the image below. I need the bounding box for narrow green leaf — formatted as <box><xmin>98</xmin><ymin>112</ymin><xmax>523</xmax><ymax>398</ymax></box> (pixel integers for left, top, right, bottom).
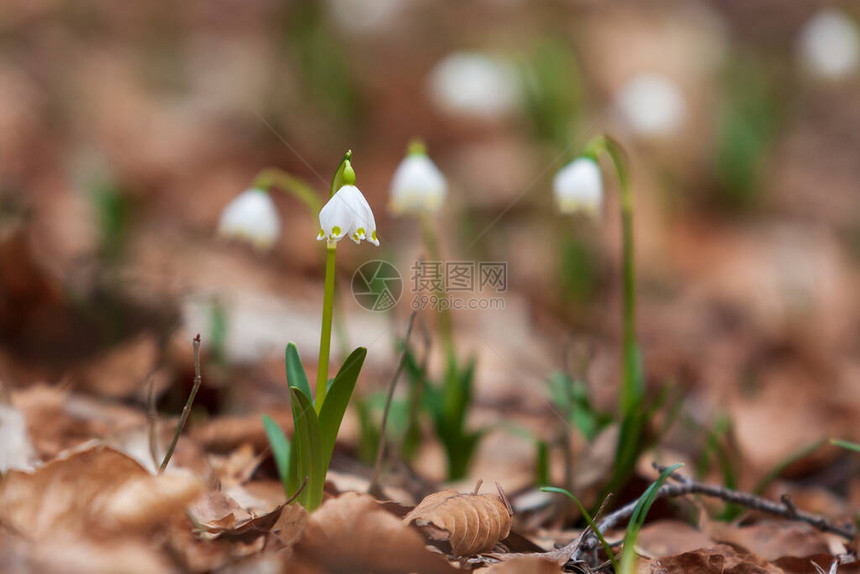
<box><xmin>541</xmin><ymin>487</ymin><xmax>618</xmax><ymax>572</ymax></box>
<box><xmin>285</xmin><ymin>343</ymin><xmax>312</xmax><ymax>401</ymax></box>
<box><xmin>290</xmin><ymin>388</ymin><xmax>325</xmax><ymax>510</ymax></box>
<box><xmin>832</xmin><ymin>438</ymin><xmax>860</xmax><ymax>453</ymax></box>
<box><xmin>754</xmin><ymin>438</ymin><xmax>826</xmax><ymax>495</ymax></box>
<box><xmin>620</xmin><ymin>463</ymin><xmax>683</xmax><ymax>574</ymax></box>
<box><xmin>318</xmin><ymin>347</ymin><xmax>366</xmax><ymax>463</ymax></box>
<box><xmin>262</xmin><ymin>415</ymin><xmax>290</xmax><ymax>490</ymax></box>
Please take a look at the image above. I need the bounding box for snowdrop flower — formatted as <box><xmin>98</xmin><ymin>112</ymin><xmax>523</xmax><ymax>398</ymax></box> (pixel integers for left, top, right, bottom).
<box><xmin>799</xmin><ymin>9</ymin><xmax>860</xmax><ymax>80</ymax></box>
<box><xmin>325</xmin><ymin>0</ymin><xmax>402</xmax><ymax>34</ymax></box>
<box><xmin>389</xmin><ymin>142</ymin><xmax>447</xmax><ymax>215</ymax></box>
<box><xmin>428</xmin><ymin>52</ymin><xmax>520</xmax><ymax>120</ymax></box>
<box><xmin>553</xmin><ymin>157</ymin><xmax>603</xmax><ymax>216</ymax></box>
<box><xmin>218</xmin><ymin>188</ymin><xmax>280</xmax><ymax>249</ymax></box>
<box><xmin>317</xmin><ymin>185</ymin><xmax>379</xmax><ymax>246</ymax></box>
<box><xmin>615</xmin><ymin>74</ymin><xmax>687</xmax><ymax>138</ymax></box>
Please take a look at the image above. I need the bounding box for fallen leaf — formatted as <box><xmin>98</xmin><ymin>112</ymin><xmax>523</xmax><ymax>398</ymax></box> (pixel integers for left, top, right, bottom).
<box><xmin>189</xmin><ymin>491</ymin><xmax>253</xmax><ymax>533</ymax></box>
<box><xmin>0</xmin><ymin>443</ymin><xmax>202</xmax><ymax>539</ymax></box>
<box><xmin>297</xmin><ymin>492</ymin><xmax>459</xmax><ymax>574</ymax></box>
<box><xmin>773</xmin><ymin>554</ymin><xmax>860</xmax><ymax>574</ymax></box>
<box><xmin>636</xmin><ymin>520</ymin><xmax>714</xmax><ymax>558</ymax></box>
<box><xmin>272</xmin><ymin>503</ymin><xmax>308</xmax><ymax>548</ymax></box>
<box><xmin>483</xmin><ymin>554</ymin><xmax>564</xmax><ymax>574</ymax></box>
<box><xmin>404</xmin><ymin>488</ymin><xmax>513</xmax><ymax>557</ymax></box>
<box><xmin>650</xmin><ymin>544</ymin><xmax>783</xmax><ymax>574</ymax></box>
<box><xmin>707</xmin><ymin>520</ymin><xmax>830</xmax><ymax>561</ymax></box>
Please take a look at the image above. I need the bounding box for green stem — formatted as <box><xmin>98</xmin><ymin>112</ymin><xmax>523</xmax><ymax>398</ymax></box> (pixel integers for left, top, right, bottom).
<box><xmin>253</xmin><ymin>168</ymin><xmax>321</xmax><ymax>214</ymax></box>
<box><xmin>316</xmin><ymin>242</ymin><xmax>337</xmax><ymax>409</ymax></box>
<box><xmin>585</xmin><ymin>136</ymin><xmax>639</xmax><ymax>416</ymax></box>
<box><xmin>419</xmin><ymin>213</ymin><xmax>454</xmax><ymax>358</ymax></box>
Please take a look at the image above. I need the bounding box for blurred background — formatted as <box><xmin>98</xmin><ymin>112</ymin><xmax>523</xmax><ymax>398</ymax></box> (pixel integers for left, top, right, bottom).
<box><xmin>0</xmin><ymin>0</ymin><xmax>859</xmax><ymax>488</ymax></box>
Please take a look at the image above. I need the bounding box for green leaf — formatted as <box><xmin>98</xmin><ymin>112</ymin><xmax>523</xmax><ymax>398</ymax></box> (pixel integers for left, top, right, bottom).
<box><xmin>262</xmin><ymin>415</ymin><xmax>290</xmax><ymax>490</ymax></box>
<box><xmin>318</xmin><ymin>347</ymin><xmax>366</xmax><ymax>464</ymax></box>
<box><xmin>285</xmin><ymin>343</ymin><xmax>312</xmax><ymax>401</ymax></box>
<box><xmin>290</xmin><ymin>388</ymin><xmax>325</xmax><ymax>510</ymax></box>
<box><xmin>832</xmin><ymin>438</ymin><xmax>860</xmax><ymax>453</ymax></box>
<box><xmin>541</xmin><ymin>487</ymin><xmax>618</xmax><ymax>572</ymax></box>
<box><xmin>619</xmin><ymin>463</ymin><xmax>683</xmax><ymax>574</ymax></box>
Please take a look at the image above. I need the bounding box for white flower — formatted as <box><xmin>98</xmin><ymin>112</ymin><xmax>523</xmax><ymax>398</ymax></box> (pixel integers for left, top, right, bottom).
<box><xmin>615</xmin><ymin>73</ymin><xmax>687</xmax><ymax>138</ymax></box>
<box><xmin>553</xmin><ymin>157</ymin><xmax>603</xmax><ymax>216</ymax></box>
<box><xmin>389</xmin><ymin>153</ymin><xmax>447</xmax><ymax>215</ymax></box>
<box><xmin>317</xmin><ymin>185</ymin><xmax>379</xmax><ymax>245</ymax></box>
<box><xmin>325</xmin><ymin>0</ymin><xmax>402</xmax><ymax>34</ymax></box>
<box><xmin>428</xmin><ymin>52</ymin><xmax>520</xmax><ymax>120</ymax></box>
<box><xmin>799</xmin><ymin>9</ymin><xmax>860</xmax><ymax>80</ymax></box>
<box><xmin>218</xmin><ymin>188</ymin><xmax>280</xmax><ymax>249</ymax></box>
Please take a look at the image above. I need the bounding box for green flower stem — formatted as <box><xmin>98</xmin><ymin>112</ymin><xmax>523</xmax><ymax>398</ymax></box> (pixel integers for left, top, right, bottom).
<box><xmin>252</xmin><ymin>168</ymin><xmax>321</xmax><ymax>214</ymax></box>
<box><xmin>316</xmin><ymin>241</ymin><xmax>337</xmax><ymax>409</ymax></box>
<box><xmin>419</xmin><ymin>213</ymin><xmax>454</xmax><ymax>358</ymax></box>
<box><xmin>585</xmin><ymin>135</ymin><xmax>640</xmax><ymax>416</ymax></box>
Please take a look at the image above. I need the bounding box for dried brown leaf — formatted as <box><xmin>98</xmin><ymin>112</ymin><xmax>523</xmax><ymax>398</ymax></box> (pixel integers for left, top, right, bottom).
<box><xmin>483</xmin><ymin>555</ymin><xmax>565</xmax><ymax>574</ymax></box>
<box><xmin>0</xmin><ymin>444</ymin><xmax>202</xmax><ymax>539</ymax></box>
<box><xmin>272</xmin><ymin>503</ymin><xmax>308</xmax><ymax>549</ymax></box>
<box><xmin>707</xmin><ymin>520</ymin><xmax>830</xmax><ymax>561</ymax></box>
<box><xmin>773</xmin><ymin>554</ymin><xmax>860</xmax><ymax>574</ymax></box>
<box><xmin>636</xmin><ymin>520</ymin><xmax>714</xmax><ymax>558</ymax></box>
<box><xmin>297</xmin><ymin>492</ymin><xmax>459</xmax><ymax>574</ymax></box>
<box><xmin>404</xmin><ymin>488</ymin><xmax>513</xmax><ymax>557</ymax></box>
<box><xmin>189</xmin><ymin>491</ymin><xmax>252</xmax><ymax>533</ymax></box>
<box><xmin>650</xmin><ymin>544</ymin><xmax>784</xmax><ymax>574</ymax></box>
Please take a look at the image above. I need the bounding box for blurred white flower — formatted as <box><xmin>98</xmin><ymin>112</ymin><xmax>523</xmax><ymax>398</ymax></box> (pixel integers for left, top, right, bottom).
<box><xmin>799</xmin><ymin>8</ymin><xmax>860</xmax><ymax>80</ymax></box>
<box><xmin>428</xmin><ymin>52</ymin><xmax>520</xmax><ymax>120</ymax></box>
<box><xmin>325</xmin><ymin>0</ymin><xmax>403</xmax><ymax>34</ymax></box>
<box><xmin>553</xmin><ymin>157</ymin><xmax>603</xmax><ymax>216</ymax></box>
<box><xmin>218</xmin><ymin>189</ymin><xmax>280</xmax><ymax>249</ymax></box>
<box><xmin>615</xmin><ymin>74</ymin><xmax>687</xmax><ymax>137</ymax></box>
<box><xmin>389</xmin><ymin>149</ymin><xmax>447</xmax><ymax>215</ymax></box>
<box><xmin>317</xmin><ymin>185</ymin><xmax>379</xmax><ymax>245</ymax></box>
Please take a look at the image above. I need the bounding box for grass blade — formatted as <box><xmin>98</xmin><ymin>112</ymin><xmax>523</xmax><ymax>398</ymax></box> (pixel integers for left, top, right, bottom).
<box><xmin>318</xmin><ymin>347</ymin><xmax>366</xmax><ymax>463</ymax></box>
<box><xmin>262</xmin><ymin>415</ymin><xmax>290</xmax><ymax>490</ymax></box>
<box><xmin>285</xmin><ymin>343</ymin><xmax>312</xmax><ymax>401</ymax></box>
<box><xmin>541</xmin><ymin>486</ymin><xmax>619</xmax><ymax>572</ymax></box>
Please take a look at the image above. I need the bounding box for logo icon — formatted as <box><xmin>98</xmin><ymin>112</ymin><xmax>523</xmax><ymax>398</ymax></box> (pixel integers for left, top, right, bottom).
<box><xmin>352</xmin><ymin>260</ymin><xmax>402</xmax><ymax>311</ymax></box>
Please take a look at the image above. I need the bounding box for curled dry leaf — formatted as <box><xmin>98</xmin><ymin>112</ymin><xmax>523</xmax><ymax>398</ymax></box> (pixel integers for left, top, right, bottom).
<box><xmin>404</xmin><ymin>488</ymin><xmax>513</xmax><ymax>557</ymax></box>
<box><xmin>189</xmin><ymin>491</ymin><xmax>254</xmax><ymax>534</ymax></box>
<box><xmin>297</xmin><ymin>492</ymin><xmax>458</xmax><ymax>574</ymax></box>
<box><xmin>0</xmin><ymin>444</ymin><xmax>202</xmax><ymax>539</ymax></box>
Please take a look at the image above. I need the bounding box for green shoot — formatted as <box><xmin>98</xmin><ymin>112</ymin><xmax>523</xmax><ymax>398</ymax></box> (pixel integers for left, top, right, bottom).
<box><xmin>831</xmin><ymin>438</ymin><xmax>860</xmax><ymax>452</ymax></box>
<box><xmin>619</xmin><ymin>463</ymin><xmax>683</xmax><ymax>574</ymax></box>
<box><xmin>541</xmin><ymin>486</ymin><xmax>618</xmax><ymax>572</ymax></box>
<box><xmin>261</xmin><ymin>152</ymin><xmax>370</xmax><ymax>511</ymax></box>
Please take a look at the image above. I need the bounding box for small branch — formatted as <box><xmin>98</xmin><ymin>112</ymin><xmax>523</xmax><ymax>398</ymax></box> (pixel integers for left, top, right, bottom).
<box><xmin>368</xmin><ymin>312</ymin><xmax>417</xmax><ymax>497</ymax></box>
<box><xmin>146</xmin><ymin>375</ymin><xmax>160</xmax><ymax>471</ymax></box>
<box><xmin>159</xmin><ymin>335</ymin><xmax>203</xmax><ymax>475</ymax></box>
<box><xmin>781</xmin><ymin>493</ymin><xmax>798</xmax><ymax>518</ymax></box>
<box><xmin>286</xmin><ymin>476</ymin><xmax>309</xmax><ymax>506</ymax></box>
<box><xmin>566</xmin><ymin>462</ymin><xmax>856</xmax><ymax>563</ymax></box>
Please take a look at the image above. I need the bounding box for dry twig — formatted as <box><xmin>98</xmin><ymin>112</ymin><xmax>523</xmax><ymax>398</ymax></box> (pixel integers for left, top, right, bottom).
<box><xmin>159</xmin><ymin>334</ymin><xmax>203</xmax><ymax>474</ymax></box>
<box><xmin>565</xmin><ymin>462</ymin><xmax>856</xmax><ymax>564</ymax></box>
<box><xmin>368</xmin><ymin>312</ymin><xmax>418</xmax><ymax>496</ymax></box>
